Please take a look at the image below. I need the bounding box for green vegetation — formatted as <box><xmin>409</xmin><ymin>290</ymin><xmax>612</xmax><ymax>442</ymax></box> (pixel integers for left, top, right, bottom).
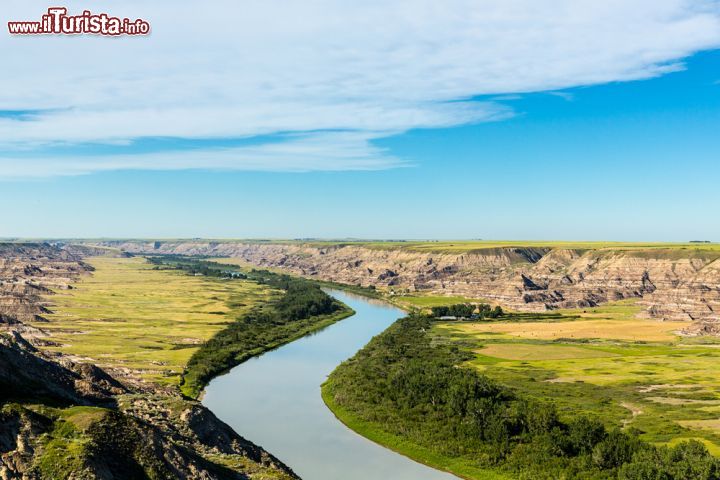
<box><xmin>324</xmin><ymin>314</ymin><xmax>720</xmax><ymax>479</ymax></box>
<box><xmin>432</xmin><ymin>300</ymin><xmax>720</xmax><ymax>460</ymax></box>
<box><xmin>441</xmin><ymin>335</ymin><xmax>720</xmax><ymax>448</ymax></box>
<box><xmin>143</xmin><ymin>257</ymin><xmax>355</xmax><ymax>398</ymax></box>
<box><xmin>430</xmin><ymin>303</ymin><xmax>503</xmax><ymax>319</ymax></box>
<box><xmin>2</xmin><ymin>403</ymin><xmax>183</xmax><ymax>479</ymax></box>
<box><xmin>38</xmin><ymin>256</ymin><xmax>277</xmax><ymax>386</ymax></box>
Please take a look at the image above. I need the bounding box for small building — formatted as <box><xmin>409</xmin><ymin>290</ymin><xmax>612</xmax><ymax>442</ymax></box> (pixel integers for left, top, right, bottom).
<box><xmin>438</xmin><ymin>315</ymin><xmax>457</xmax><ymax>321</ymax></box>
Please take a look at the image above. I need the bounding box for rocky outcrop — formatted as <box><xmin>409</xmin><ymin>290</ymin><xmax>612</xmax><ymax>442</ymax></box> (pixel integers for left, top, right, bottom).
<box><xmin>0</xmin><ymin>242</ymin><xmax>93</xmax><ymax>325</ymax></box>
<box><xmin>0</xmin><ymin>330</ymin><xmax>297</xmax><ymax>480</ymax></box>
<box><xmin>100</xmin><ymin>241</ymin><xmax>720</xmax><ymax>334</ymax></box>
<box><xmin>0</xmin><ymin>332</ymin><xmax>126</xmax><ymax>406</ymax></box>
<box><xmin>0</xmin><ymin>400</ymin><xmax>298</xmax><ymax>480</ymax></box>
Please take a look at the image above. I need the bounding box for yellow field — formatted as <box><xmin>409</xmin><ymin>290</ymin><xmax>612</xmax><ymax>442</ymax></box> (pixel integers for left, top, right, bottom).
<box><xmin>454</xmin><ymin>317</ymin><xmax>688</xmax><ymax>342</ymax></box>
<box><xmin>478</xmin><ymin>343</ymin><xmax>618</xmax><ymax>361</ymax></box>
<box><xmin>36</xmin><ymin>257</ymin><xmax>277</xmax><ymax>387</ymax></box>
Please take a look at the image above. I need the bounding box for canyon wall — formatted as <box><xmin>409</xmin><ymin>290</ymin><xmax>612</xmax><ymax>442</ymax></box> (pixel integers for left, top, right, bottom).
<box><xmin>0</xmin><ymin>243</ymin><xmax>92</xmax><ymax>328</ymax></box>
<box><xmin>103</xmin><ymin>241</ymin><xmax>720</xmax><ymax>333</ymax></box>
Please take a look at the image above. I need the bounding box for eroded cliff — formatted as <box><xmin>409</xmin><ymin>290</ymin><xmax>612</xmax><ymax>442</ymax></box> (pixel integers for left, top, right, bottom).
<box><xmin>102</xmin><ymin>241</ymin><xmax>720</xmax><ymax>334</ymax></box>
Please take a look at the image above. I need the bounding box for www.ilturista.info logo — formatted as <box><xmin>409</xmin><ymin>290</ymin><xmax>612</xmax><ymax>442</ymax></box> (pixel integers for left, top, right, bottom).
<box><xmin>8</xmin><ymin>7</ymin><xmax>150</xmax><ymax>36</ymax></box>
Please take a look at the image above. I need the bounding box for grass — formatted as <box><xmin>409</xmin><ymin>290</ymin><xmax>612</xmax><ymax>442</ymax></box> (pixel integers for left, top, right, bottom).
<box><xmin>26</xmin><ymin>405</ymin><xmax>110</xmax><ymax>478</ymax></box>
<box><xmin>434</xmin><ymin>303</ymin><xmax>720</xmax><ymax>455</ymax></box>
<box><xmin>477</xmin><ymin>343</ymin><xmax>618</xmax><ymax>361</ymax></box>
<box><xmin>454</xmin><ymin>318</ymin><xmax>688</xmax><ymax>342</ymax></box>
<box><xmin>666</xmin><ymin>437</ymin><xmax>720</xmax><ymax>456</ymax></box>
<box><xmin>36</xmin><ymin>256</ymin><xmax>278</xmax><ymax>387</ymax></box>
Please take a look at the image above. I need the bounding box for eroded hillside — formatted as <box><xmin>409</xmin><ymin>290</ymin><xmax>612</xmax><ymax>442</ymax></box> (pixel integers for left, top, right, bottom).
<box><xmin>102</xmin><ymin>241</ymin><xmax>720</xmax><ymax>335</ymax></box>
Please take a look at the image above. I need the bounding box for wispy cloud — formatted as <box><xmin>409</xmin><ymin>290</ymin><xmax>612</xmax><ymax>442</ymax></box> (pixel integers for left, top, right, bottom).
<box><xmin>0</xmin><ymin>131</ymin><xmax>408</xmax><ymax>178</ymax></box>
<box><xmin>1</xmin><ymin>0</ymin><xmax>719</xmax><ymax>176</ymax></box>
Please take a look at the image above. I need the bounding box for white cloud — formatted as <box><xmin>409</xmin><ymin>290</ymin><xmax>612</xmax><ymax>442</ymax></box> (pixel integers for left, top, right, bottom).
<box><xmin>0</xmin><ymin>131</ymin><xmax>407</xmax><ymax>178</ymax></box>
<box><xmin>1</xmin><ymin>0</ymin><xmax>719</xmax><ymax>175</ymax></box>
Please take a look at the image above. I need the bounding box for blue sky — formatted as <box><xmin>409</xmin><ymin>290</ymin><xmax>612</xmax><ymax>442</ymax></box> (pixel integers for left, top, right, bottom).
<box><xmin>1</xmin><ymin>1</ymin><xmax>719</xmax><ymax>240</ymax></box>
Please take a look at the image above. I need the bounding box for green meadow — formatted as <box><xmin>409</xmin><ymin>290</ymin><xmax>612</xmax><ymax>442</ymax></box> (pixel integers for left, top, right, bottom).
<box><xmin>436</xmin><ymin>302</ymin><xmax>720</xmax><ymax>454</ymax></box>
<box><xmin>36</xmin><ymin>256</ymin><xmax>279</xmax><ymax>387</ymax></box>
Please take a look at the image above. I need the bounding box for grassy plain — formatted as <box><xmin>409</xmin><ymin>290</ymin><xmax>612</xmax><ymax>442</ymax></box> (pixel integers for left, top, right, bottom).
<box><xmin>436</xmin><ymin>301</ymin><xmax>720</xmax><ymax>454</ymax></box>
<box><xmin>36</xmin><ymin>256</ymin><xmax>278</xmax><ymax>387</ymax></box>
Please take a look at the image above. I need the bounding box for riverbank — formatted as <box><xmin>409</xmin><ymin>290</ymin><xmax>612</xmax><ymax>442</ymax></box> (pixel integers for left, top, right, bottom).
<box><xmin>321</xmin><ymin>380</ymin><xmax>508</xmax><ymax>480</ymax></box>
<box><xmin>184</xmin><ymin>307</ymin><xmax>354</xmax><ymax>398</ymax></box>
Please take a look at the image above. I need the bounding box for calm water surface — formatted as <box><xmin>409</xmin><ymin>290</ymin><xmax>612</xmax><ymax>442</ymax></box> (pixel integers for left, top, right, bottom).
<box><xmin>203</xmin><ymin>289</ymin><xmax>458</xmax><ymax>480</ymax></box>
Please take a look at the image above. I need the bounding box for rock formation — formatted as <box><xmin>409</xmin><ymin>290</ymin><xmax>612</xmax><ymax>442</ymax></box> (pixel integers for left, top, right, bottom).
<box><xmin>102</xmin><ymin>241</ymin><xmax>720</xmax><ymax>334</ymax></box>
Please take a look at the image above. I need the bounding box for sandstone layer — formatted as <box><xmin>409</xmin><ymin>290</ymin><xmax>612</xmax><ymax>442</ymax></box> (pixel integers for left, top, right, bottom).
<box><xmin>102</xmin><ymin>241</ymin><xmax>720</xmax><ymax>334</ymax></box>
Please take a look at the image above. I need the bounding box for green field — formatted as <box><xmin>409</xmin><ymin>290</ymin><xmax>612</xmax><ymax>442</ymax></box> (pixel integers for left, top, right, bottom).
<box><xmin>36</xmin><ymin>256</ymin><xmax>278</xmax><ymax>387</ymax></box>
<box><xmin>436</xmin><ymin>305</ymin><xmax>720</xmax><ymax>454</ymax></box>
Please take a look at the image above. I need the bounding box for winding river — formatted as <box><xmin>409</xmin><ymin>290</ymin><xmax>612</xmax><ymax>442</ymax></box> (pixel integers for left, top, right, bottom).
<box><xmin>203</xmin><ymin>289</ymin><xmax>458</xmax><ymax>480</ymax></box>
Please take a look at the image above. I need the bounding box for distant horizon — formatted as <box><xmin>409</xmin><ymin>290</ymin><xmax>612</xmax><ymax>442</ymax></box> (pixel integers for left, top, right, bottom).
<box><xmin>2</xmin><ymin>237</ymin><xmax>717</xmax><ymax>245</ymax></box>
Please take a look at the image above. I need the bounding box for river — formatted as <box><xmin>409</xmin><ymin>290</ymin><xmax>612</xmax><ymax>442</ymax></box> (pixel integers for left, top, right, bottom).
<box><xmin>202</xmin><ymin>289</ymin><xmax>458</xmax><ymax>480</ymax></box>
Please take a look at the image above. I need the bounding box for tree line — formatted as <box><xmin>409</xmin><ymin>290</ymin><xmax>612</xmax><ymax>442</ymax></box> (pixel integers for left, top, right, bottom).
<box><xmin>430</xmin><ymin>303</ymin><xmax>504</xmax><ymax>319</ymax></box>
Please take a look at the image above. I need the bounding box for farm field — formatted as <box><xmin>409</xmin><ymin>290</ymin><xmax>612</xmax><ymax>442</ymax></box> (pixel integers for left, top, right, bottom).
<box><xmin>435</xmin><ymin>302</ymin><xmax>720</xmax><ymax>454</ymax></box>
<box><xmin>35</xmin><ymin>256</ymin><xmax>279</xmax><ymax>387</ymax></box>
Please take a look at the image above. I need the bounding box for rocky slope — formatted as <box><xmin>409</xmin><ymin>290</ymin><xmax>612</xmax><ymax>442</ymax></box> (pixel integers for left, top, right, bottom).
<box><xmin>101</xmin><ymin>241</ymin><xmax>720</xmax><ymax>334</ymax></box>
<box><xmin>0</xmin><ymin>243</ymin><xmax>297</xmax><ymax>480</ymax></box>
